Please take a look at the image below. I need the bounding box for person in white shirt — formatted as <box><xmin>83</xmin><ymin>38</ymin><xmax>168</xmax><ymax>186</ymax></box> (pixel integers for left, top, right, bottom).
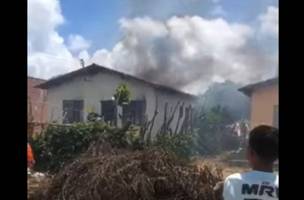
<box><xmin>222</xmin><ymin>125</ymin><xmax>278</xmax><ymax>200</ymax></box>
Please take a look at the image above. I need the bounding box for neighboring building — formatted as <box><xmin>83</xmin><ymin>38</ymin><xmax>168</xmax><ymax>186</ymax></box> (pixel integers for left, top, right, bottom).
<box><xmin>239</xmin><ymin>77</ymin><xmax>278</xmax><ymax>129</ymax></box>
<box><xmin>28</xmin><ymin>77</ymin><xmax>48</xmax><ymax>135</ymax></box>
<box><xmin>38</xmin><ymin>64</ymin><xmax>197</xmax><ymax>136</ymax></box>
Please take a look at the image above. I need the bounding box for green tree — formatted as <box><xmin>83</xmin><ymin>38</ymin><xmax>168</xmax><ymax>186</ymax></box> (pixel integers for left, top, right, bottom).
<box><xmin>114</xmin><ymin>83</ymin><xmax>131</xmax><ymax>106</ymax></box>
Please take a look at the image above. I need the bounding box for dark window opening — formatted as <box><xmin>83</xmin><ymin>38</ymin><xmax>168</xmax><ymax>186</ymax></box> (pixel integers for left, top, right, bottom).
<box><xmin>101</xmin><ymin>100</ymin><xmax>117</xmax><ymax>125</ymax></box>
<box><xmin>63</xmin><ymin>100</ymin><xmax>84</xmax><ymax>124</ymax></box>
<box><xmin>122</xmin><ymin>100</ymin><xmax>146</xmax><ymax>126</ymax></box>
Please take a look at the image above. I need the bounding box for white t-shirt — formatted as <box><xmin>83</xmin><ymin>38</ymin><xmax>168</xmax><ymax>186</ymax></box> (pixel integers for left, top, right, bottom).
<box><xmin>223</xmin><ymin>171</ymin><xmax>279</xmax><ymax>200</ymax></box>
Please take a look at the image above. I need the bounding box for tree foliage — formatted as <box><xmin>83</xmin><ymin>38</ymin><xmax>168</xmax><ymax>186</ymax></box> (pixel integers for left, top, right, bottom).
<box><xmin>153</xmin><ymin>133</ymin><xmax>194</xmax><ymax>159</ymax></box>
<box><xmin>114</xmin><ymin>83</ymin><xmax>131</xmax><ymax>106</ymax></box>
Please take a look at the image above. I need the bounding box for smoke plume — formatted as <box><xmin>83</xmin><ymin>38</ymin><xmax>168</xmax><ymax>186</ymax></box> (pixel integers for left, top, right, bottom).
<box><xmin>90</xmin><ymin>15</ymin><xmax>278</xmax><ymax>94</ymax></box>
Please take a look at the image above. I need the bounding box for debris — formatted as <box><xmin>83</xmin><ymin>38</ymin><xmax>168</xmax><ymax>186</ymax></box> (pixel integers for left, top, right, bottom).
<box><xmin>34</xmin><ymin>144</ymin><xmax>223</xmax><ymax>200</ymax></box>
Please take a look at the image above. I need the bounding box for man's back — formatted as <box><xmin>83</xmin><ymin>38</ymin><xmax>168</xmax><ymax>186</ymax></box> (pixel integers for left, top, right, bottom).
<box><xmin>223</xmin><ymin>171</ymin><xmax>278</xmax><ymax>200</ymax></box>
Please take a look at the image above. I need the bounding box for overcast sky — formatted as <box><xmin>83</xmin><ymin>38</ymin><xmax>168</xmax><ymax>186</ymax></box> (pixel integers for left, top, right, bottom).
<box><xmin>28</xmin><ymin>0</ymin><xmax>278</xmax><ymax>94</ymax></box>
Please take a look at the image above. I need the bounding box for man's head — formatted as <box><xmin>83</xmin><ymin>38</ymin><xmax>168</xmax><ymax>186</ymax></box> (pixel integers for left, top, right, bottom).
<box><xmin>247</xmin><ymin>125</ymin><xmax>278</xmax><ymax>169</ymax></box>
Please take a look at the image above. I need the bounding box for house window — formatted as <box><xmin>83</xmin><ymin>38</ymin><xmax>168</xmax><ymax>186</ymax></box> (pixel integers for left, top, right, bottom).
<box><xmin>273</xmin><ymin>105</ymin><xmax>279</xmax><ymax>128</ymax></box>
<box><xmin>63</xmin><ymin>100</ymin><xmax>84</xmax><ymax>124</ymax></box>
<box><xmin>101</xmin><ymin>100</ymin><xmax>117</xmax><ymax>125</ymax></box>
<box><xmin>122</xmin><ymin>100</ymin><xmax>146</xmax><ymax>126</ymax></box>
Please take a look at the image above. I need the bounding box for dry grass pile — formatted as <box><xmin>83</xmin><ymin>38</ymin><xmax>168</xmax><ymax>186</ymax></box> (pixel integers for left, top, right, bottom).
<box><xmin>34</xmin><ymin>142</ymin><xmax>223</xmax><ymax>200</ymax></box>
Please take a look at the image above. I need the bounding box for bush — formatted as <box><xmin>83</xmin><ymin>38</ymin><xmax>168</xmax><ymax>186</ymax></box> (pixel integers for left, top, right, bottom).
<box><xmin>125</xmin><ymin>125</ymin><xmax>144</xmax><ymax>150</ymax></box>
<box><xmin>31</xmin><ymin>122</ymin><xmax>131</xmax><ymax>173</ymax></box>
<box><xmin>87</xmin><ymin>112</ymin><xmax>100</xmax><ymax>122</ymax></box>
<box><xmin>31</xmin><ymin>120</ymin><xmax>195</xmax><ymax>173</ymax></box>
<box><xmin>153</xmin><ymin>133</ymin><xmax>194</xmax><ymax>159</ymax></box>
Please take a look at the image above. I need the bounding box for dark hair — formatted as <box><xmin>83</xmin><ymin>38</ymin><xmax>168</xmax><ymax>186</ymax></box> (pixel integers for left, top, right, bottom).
<box><xmin>249</xmin><ymin>125</ymin><xmax>278</xmax><ymax>163</ymax></box>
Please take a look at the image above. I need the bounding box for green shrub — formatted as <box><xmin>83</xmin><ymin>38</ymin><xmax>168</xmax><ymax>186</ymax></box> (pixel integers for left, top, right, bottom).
<box><xmin>87</xmin><ymin>112</ymin><xmax>100</xmax><ymax>122</ymax></box>
<box><xmin>153</xmin><ymin>133</ymin><xmax>194</xmax><ymax>159</ymax></box>
<box><xmin>125</xmin><ymin>125</ymin><xmax>144</xmax><ymax>150</ymax></box>
<box><xmin>31</xmin><ymin>120</ymin><xmax>195</xmax><ymax>173</ymax></box>
<box><xmin>31</xmin><ymin>122</ymin><xmax>130</xmax><ymax>173</ymax></box>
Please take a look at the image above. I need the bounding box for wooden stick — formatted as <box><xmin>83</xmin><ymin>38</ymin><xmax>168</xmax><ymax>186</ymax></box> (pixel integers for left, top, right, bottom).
<box><xmin>160</xmin><ymin>102</ymin><xmax>168</xmax><ymax>135</ymax></box>
<box><xmin>146</xmin><ymin>96</ymin><xmax>159</xmax><ymax>145</ymax></box>
<box><xmin>174</xmin><ymin>102</ymin><xmax>185</xmax><ymax>135</ymax></box>
<box><xmin>180</xmin><ymin>106</ymin><xmax>190</xmax><ymax>134</ymax></box>
<box><xmin>166</xmin><ymin>101</ymin><xmax>180</xmax><ymax>136</ymax></box>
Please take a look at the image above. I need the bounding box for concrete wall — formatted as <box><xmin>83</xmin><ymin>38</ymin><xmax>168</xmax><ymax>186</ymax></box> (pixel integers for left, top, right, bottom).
<box><xmin>47</xmin><ymin>75</ymin><xmax>86</xmax><ymax>123</ymax></box>
<box><xmin>47</xmin><ymin>71</ymin><xmax>195</xmax><ymax>136</ymax></box>
<box><xmin>250</xmin><ymin>84</ymin><xmax>278</xmax><ymax>129</ymax></box>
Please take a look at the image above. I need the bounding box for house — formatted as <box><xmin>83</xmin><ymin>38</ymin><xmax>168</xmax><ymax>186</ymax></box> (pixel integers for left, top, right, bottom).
<box><xmin>239</xmin><ymin>77</ymin><xmax>278</xmax><ymax>129</ymax></box>
<box><xmin>28</xmin><ymin>76</ymin><xmax>48</xmax><ymax>135</ymax></box>
<box><xmin>37</xmin><ymin>63</ymin><xmax>198</xmax><ymax>136</ymax></box>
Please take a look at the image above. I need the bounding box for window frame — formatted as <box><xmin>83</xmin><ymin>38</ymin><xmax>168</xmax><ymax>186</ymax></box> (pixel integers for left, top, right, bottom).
<box><xmin>62</xmin><ymin>100</ymin><xmax>84</xmax><ymax>124</ymax></box>
<box><xmin>122</xmin><ymin>100</ymin><xmax>146</xmax><ymax>126</ymax></box>
<box><xmin>101</xmin><ymin>100</ymin><xmax>117</xmax><ymax>126</ymax></box>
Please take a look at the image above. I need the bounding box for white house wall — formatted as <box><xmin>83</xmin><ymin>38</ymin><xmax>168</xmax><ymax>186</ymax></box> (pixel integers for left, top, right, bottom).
<box><xmin>47</xmin><ymin>76</ymin><xmax>86</xmax><ymax>123</ymax></box>
<box><xmin>152</xmin><ymin>90</ymin><xmax>193</xmax><ymax>136</ymax></box>
<box><xmin>46</xmin><ymin>71</ymin><xmax>195</xmax><ymax>136</ymax></box>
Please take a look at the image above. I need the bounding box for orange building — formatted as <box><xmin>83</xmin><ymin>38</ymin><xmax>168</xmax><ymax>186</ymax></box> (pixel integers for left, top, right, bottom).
<box><xmin>239</xmin><ymin>78</ymin><xmax>278</xmax><ymax>129</ymax></box>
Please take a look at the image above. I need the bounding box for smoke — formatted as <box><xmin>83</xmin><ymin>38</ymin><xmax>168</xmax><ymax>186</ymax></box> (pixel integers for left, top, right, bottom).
<box><xmin>201</xmin><ymin>80</ymin><xmax>250</xmax><ymax>120</ymax></box>
<box><xmin>90</xmin><ymin>15</ymin><xmax>277</xmax><ymax>94</ymax></box>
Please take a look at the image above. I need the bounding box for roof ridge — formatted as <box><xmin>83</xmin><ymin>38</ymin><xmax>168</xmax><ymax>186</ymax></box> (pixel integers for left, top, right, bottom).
<box><xmin>238</xmin><ymin>77</ymin><xmax>278</xmax><ymax>96</ymax></box>
<box><xmin>28</xmin><ymin>76</ymin><xmax>46</xmax><ymax>81</ymax></box>
<box><xmin>37</xmin><ymin>63</ymin><xmax>198</xmax><ymax>99</ymax></box>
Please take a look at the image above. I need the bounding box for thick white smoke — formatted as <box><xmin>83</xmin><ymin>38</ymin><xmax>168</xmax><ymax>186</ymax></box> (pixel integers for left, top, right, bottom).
<box><xmin>89</xmin><ymin>15</ymin><xmax>277</xmax><ymax>94</ymax></box>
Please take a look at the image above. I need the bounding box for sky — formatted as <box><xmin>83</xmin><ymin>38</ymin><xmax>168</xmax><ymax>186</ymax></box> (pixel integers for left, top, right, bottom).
<box><xmin>28</xmin><ymin>0</ymin><xmax>278</xmax><ymax>94</ymax></box>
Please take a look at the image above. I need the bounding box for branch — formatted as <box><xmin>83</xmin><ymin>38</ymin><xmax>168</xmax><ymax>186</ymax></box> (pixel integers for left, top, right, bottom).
<box><xmin>174</xmin><ymin>102</ymin><xmax>185</xmax><ymax>135</ymax></box>
<box><xmin>146</xmin><ymin>96</ymin><xmax>159</xmax><ymax>145</ymax></box>
<box><xmin>166</xmin><ymin>101</ymin><xmax>180</xmax><ymax>136</ymax></box>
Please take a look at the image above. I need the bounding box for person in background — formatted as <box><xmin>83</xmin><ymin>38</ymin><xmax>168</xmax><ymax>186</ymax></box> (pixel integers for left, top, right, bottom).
<box><xmin>222</xmin><ymin>125</ymin><xmax>278</xmax><ymax>200</ymax></box>
<box><xmin>27</xmin><ymin>142</ymin><xmax>35</xmax><ymax>169</ymax></box>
